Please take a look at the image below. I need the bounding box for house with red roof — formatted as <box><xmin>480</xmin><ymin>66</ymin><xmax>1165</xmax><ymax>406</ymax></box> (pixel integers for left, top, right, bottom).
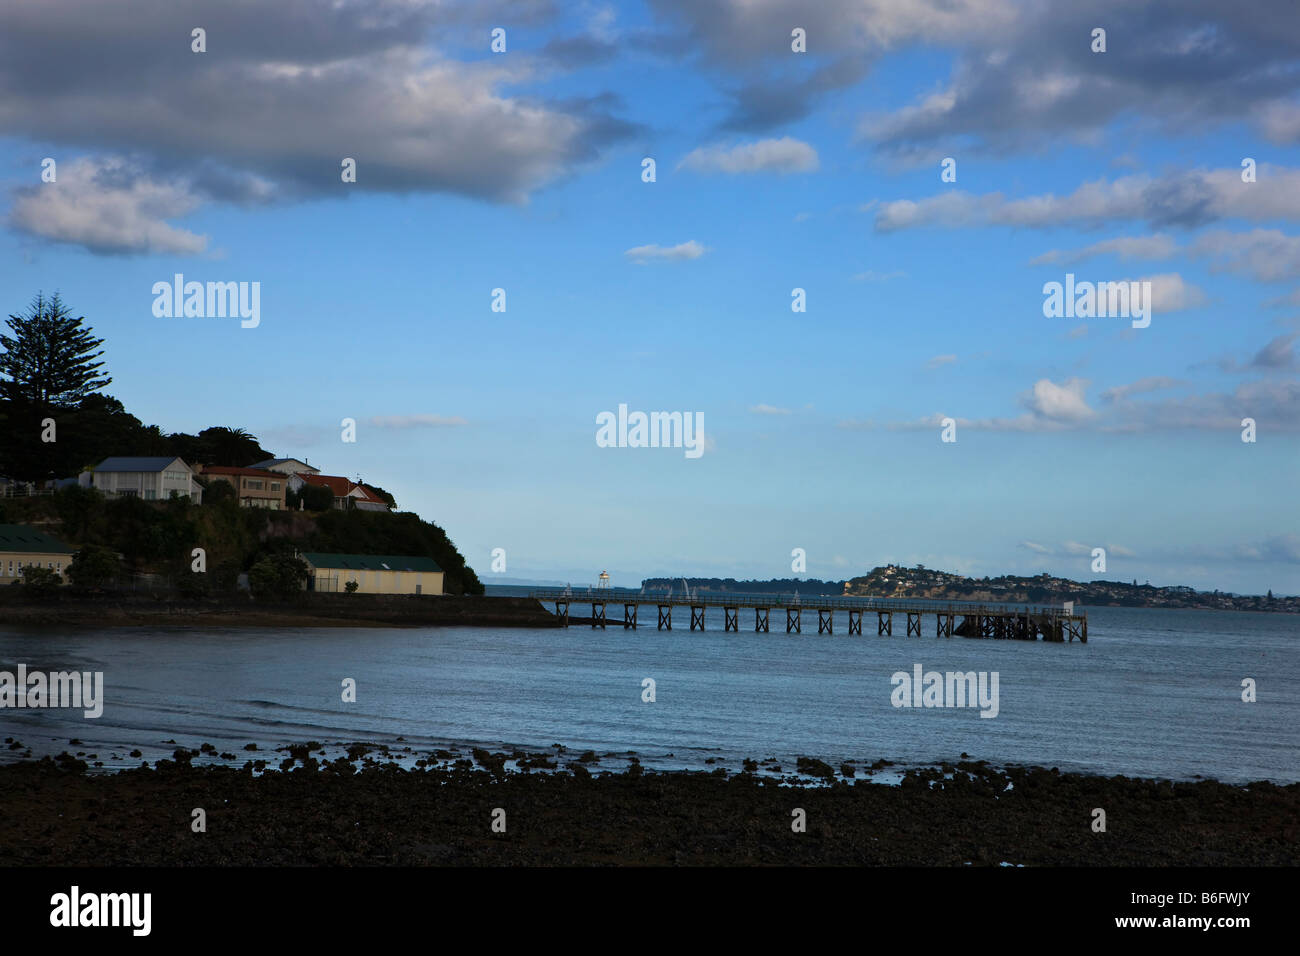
<box><xmin>197</xmin><ymin>465</ymin><xmax>288</xmax><ymax>509</ymax></box>
<box><xmin>290</xmin><ymin>473</ymin><xmax>391</xmax><ymax>512</ymax></box>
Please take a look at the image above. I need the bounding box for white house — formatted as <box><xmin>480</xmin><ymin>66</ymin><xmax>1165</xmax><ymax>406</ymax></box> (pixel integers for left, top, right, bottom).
<box><xmin>79</xmin><ymin>457</ymin><xmax>202</xmax><ymax>502</ymax></box>
<box><xmin>250</xmin><ymin>457</ymin><xmax>320</xmax><ymax>476</ymax></box>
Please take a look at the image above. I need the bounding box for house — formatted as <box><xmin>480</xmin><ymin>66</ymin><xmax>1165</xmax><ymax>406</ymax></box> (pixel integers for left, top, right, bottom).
<box><xmin>78</xmin><ymin>457</ymin><xmax>202</xmax><ymax>502</ymax></box>
<box><xmin>0</xmin><ymin>524</ymin><xmax>75</xmax><ymax>583</ymax></box>
<box><xmin>301</xmin><ymin>553</ymin><xmax>443</xmax><ymax>595</ymax></box>
<box><xmin>291</xmin><ymin>473</ymin><xmax>391</xmax><ymax>511</ymax></box>
<box><xmin>250</xmin><ymin>457</ymin><xmax>320</xmax><ymax>476</ymax></box>
<box><xmin>196</xmin><ymin>465</ymin><xmax>288</xmax><ymax>509</ymax></box>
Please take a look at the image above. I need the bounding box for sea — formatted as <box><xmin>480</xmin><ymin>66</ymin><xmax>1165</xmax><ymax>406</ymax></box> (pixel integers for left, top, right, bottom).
<box><xmin>0</xmin><ymin>603</ymin><xmax>1296</xmax><ymax>783</ymax></box>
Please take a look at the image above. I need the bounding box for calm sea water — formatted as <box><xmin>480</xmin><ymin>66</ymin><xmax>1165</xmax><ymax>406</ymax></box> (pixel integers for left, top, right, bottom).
<box><xmin>0</xmin><ymin>605</ymin><xmax>1296</xmax><ymax>782</ymax></box>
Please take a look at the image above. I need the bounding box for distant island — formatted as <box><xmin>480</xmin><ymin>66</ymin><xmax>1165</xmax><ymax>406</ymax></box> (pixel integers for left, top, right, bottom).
<box><xmin>643</xmin><ymin>564</ymin><xmax>1298</xmax><ymax>613</ymax></box>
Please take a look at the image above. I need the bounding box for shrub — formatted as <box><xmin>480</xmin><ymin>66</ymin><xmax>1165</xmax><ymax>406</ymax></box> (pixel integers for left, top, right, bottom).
<box><xmin>300</xmin><ymin>485</ymin><xmax>333</xmax><ymax>512</ymax></box>
<box><xmin>344</xmin><ymin>580</ymin><xmax>359</xmax><ymax>593</ymax></box>
<box><xmin>248</xmin><ymin>554</ymin><xmax>308</xmax><ymax>599</ymax></box>
<box><xmin>202</xmin><ymin>479</ymin><xmax>235</xmax><ymax>504</ymax></box>
<box><xmin>175</xmin><ymin>572</ymin><xmax>210</xmax><ymax>599</ymax></box>
<box><xmin>66</xmin><ymin>544</ymin><xmax>123</xmax><ymax>589</ymax></box>
<box><xmin>19</xmin><ymin>565</ymin><xmax>62</xmax><ymax>597</ymax></box>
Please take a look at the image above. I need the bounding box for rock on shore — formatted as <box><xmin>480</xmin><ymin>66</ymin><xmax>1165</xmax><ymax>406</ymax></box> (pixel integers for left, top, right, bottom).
<box><xmin>1</xmin><ymin>756</ymin><xmax>1294</xmax><ymax>866</ymax></box>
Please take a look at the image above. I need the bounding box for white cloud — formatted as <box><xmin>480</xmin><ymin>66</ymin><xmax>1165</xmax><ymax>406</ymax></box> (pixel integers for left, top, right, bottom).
<box><xmin>368</xmin><ymin>415</ymin><xmax>468</xmax><ymax>428</ymax></box>
<box><xmin>1100</xmin><ymin>377</ymin><xmax>1182</xmax><ymax>403</ymax></box>
<box><xmin>748</xmin><ymin>403</ymin><xmax>791</xmax><ymax>415</ymax></box>
<box><xmin>678</xmin><ymin>137</ymin><xmax>819</xmax><ymax>174</ymax></box>
<box><xmin>1019</xmin><ymin>377</ymin><xmax>1094</xmax><ymax>423</ymax></box>
<box><xmin>1031</xmin><ymin>235</ymin><xmax>1177</xmax><ymax>266</ymax></box>
<box><xmin>1142</xmin><ymin>273</ymin><xmax>1208</xmax><ymax>313</ymax></box>
<box><xmin>624</xmin><ymin>240</ymin><xmax>709</xmax><ymax>263</ymax></box>
<box><xmin>871</xmin><ymin>165</ymin><xmax>1300</xmax><ymax>233</ymax></box>
<box><xmin>9</xmin><ymin>156</ymin><xmax>208</xmax><ymax>255</ymax></box>
<box><xmin>1189</xmin><ymin>229</ymin><xmax>1300</xmax><ymax>282</ymax></box>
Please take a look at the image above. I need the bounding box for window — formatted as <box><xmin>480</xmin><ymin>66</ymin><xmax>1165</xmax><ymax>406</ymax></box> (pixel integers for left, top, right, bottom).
<box><xmin>271</xmin><ymin>482</ymin><xmax>280</xmax><ymax>491</ymax></box>
<box><xmin>144</xmin><ymin>489</ymin><xmax>157</xmax><ymax>500</ymax></box>
<box><xmin>246</xmin><ymin>479</ymin><xmax>264</xmax><ymax>490</ymax></box>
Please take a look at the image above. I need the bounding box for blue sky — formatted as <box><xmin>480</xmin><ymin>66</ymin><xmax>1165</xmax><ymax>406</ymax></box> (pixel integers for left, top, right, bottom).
<box><xmin>1</xmin><ymin>0</ymin><xmax>1297</xmax><ymax>594</ymax></box>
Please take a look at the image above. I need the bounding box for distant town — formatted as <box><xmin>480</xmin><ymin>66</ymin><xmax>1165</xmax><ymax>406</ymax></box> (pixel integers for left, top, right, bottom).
<box><xmin>643</xmin><ymin>564</ymin><xmax>1298</xmax><ymax>613</ymax></box>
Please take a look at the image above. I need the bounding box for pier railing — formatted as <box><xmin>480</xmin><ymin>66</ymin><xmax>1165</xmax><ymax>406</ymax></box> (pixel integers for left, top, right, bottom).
<box><xmin>527</xmin><ymin>587</ymin><xmax>1084</xmax><ymax>619</ymax></box>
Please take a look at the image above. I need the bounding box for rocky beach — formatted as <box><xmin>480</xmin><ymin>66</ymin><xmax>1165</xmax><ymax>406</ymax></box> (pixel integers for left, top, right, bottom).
<box><xmin>1</xmin><ymin>744</ymin><xmax>1295</xmax><ymax>866</ymax></box>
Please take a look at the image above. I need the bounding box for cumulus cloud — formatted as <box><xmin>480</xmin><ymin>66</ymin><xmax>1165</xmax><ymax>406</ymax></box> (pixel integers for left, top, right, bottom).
<box><xmin>1031</xmin><ymin>235</ymin><xmax>1178</xmax><ymax>266</ymax></box>
<box><xmin>1100</xmin><ymin>377</ymin><xmax>1183</xmax><ymax>403</ymax></box>
<box><xmin>871</xmin><ymin>166</ymin><xmax>1300</xmax><ymax>233</ymax></box>
<box><xmin>1142</xmin><ymin>273</ymin><xmax>1208</xmax><ymax>313</ymax></box>
<box><xmin>9</xmin><ymin>157</ymin><xmax>208</xmax><ymax>255</ymax></box>
<box><xmin>1189</xmin><ymin>229</ymin><xmax>1300</xmax><ymax>282</ymax></box>
<box><xmin>881</xmin><ymin>374</ymin><xmax>1300</xmax><ymax>434</ymax></box>
<box><xmin>1217</xmin><ymin>333</ymin><xmax>1300</xmax><ymax>372</ymax></box>
<box><xmin>1021</xmin><ymin>540</ymin><xmax>1135</xmax><ymax>558</ymax></box>
<box><xmin>854</xmin><ymin>0</ymin><xmax>1300</xmax><ymax>159</ymax></box>
<box><xmin>1236</xmin><ymin>533</ymin><xmax>1300</xmax><ymax>563</ymax></box>
<box><xmin>884</xmin><ymin>378</ymin><xmax>1094</xmax><ymax>433</ymax></box>
<box><xmin>624</xmin><ymin>240</ymin><xmax>709</xmax><ymax>263</ymax></box>
<box><xmin>1020</xmin><ymin>377</ymin><xmax>1094</xmax><ymax>423</ymax></box>
<box><xmin>0</xmin><ymin>0</ymin><xmax>635</xmax><ymax>228</ymax></box>
<box><xmin>678</xmin><ymin>137</ymin><xmax>819</xmax><ymax>174</ymax></box>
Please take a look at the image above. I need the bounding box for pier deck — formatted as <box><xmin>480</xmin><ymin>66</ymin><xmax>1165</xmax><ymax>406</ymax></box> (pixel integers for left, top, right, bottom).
<box><xmin>528</xmin><ymin>588</ymin><xmax>1087</xmax><ymax>642</ymax></box>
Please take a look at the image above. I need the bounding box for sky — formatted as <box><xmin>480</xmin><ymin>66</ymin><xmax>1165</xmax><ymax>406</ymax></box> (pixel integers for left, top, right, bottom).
<box><xmin>0</xmin><ymin>0</ymin><xmax>1297</xmax><ymax>595</ymax></box>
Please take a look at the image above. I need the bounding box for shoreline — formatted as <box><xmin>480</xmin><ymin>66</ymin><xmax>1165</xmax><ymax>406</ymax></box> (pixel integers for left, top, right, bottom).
<box><xmin>0</xmin><ymin>594</ymin><xmax>561</xmax><ymax>629</ymax></box>
<box><xmin>1</xmin><ymin>748</ymin><xmax>1294</xmax><ymax>866</ymax></box>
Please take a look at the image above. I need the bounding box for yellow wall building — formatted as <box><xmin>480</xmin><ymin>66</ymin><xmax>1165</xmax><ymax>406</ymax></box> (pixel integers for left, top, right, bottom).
<box><xmin>302</xmin><ymin>553</ymin><xmax>444</xmax><ymax>595</ymax></box>
<box><xmin>0</xmin><ymin>525</ymin><xmax>76</xmax><ymax>582</ymax></box>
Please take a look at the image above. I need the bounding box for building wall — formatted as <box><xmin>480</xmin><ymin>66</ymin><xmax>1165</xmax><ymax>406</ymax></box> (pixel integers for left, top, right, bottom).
<box><xmin>207</xmin><ymin>473</ymin><xmax>286</xmax><ymax>509</ymax></box>
<box><xmin>0</xmin><ymin>552</ymin><xmax>72</xmax><ymax>581</ymax></box>
<box><xmin>309</xmin><ymin>566</ymin><xmax>444</xmax><ymax>595</ymax></box>
<box><xmin>83</xmin><ymin>466</ymin><xmax>197</xmax><ymax>501</ymax></box>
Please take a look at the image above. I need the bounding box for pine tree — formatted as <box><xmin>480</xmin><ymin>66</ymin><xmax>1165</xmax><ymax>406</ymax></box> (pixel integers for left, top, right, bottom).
<box><xmin>0</xmin><ymin>292</ymin><xmax>111</xmax><ymax>406</ymax></box>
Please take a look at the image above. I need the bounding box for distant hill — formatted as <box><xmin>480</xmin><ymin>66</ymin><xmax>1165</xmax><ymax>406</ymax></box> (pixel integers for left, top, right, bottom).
<box><xmin>641</xmin><ymin>566</ymin><xmax>1297</xmax><ymax>612</ymax></box>
<box><xmin>845</xmin><ymin>564</ymin><xmax>1296</xmax><ymax>612</ymax></box>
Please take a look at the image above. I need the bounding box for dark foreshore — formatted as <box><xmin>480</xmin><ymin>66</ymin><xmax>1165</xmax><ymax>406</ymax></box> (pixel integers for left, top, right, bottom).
<box><xmin>1</xmin><ymin>750</ymin><xmax>1294</xmax><ymax>866</ymax></box>
<box><xmin>0</xmin><ymin>593</ymin><xmax>561</xmax><ymax>629</ymax></box>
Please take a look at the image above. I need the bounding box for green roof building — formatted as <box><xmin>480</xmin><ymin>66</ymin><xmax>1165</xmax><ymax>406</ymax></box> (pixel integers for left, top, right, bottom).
<box><xmin>0</xmin><ymin>524</ymin><xmax>76</xmax><ymax>582</ymax></box>
<box><xmin>300</xmin><ymin>553</ymin><xmax>443</xmax><ymax>595</ymax></box>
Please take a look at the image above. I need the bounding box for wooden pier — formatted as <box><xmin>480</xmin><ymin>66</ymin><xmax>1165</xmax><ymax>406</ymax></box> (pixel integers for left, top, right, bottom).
<box><xmin>529</xmin><ymin>588</ymin><xmax>1087</xmax><ymax>642</ymax></box>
